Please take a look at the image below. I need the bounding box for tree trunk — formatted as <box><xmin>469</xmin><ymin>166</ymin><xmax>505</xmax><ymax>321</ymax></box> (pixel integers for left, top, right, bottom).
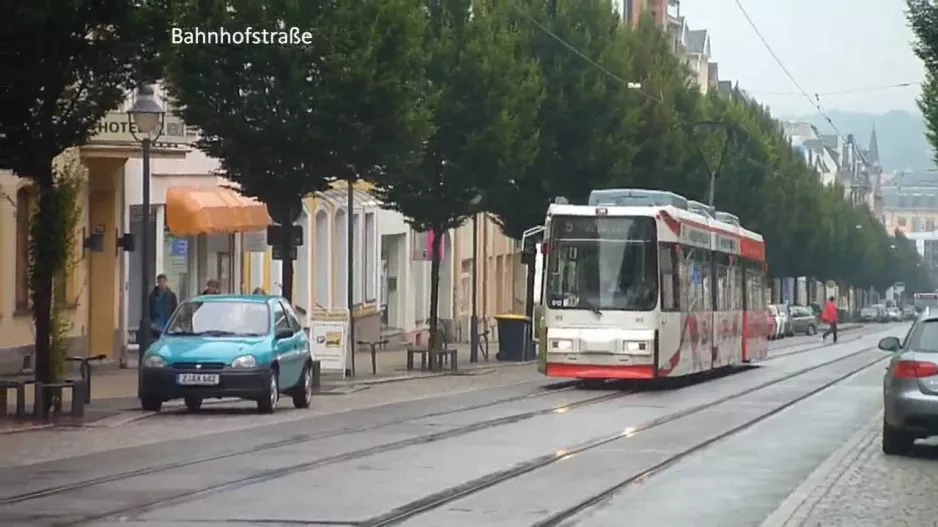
<box><xmin>427</xmin><ymin>229</ymin><xmax>443</xmax><ymax>352</ymax></box>
<box><xmin>32</xmin><ymin>176</ymin><xmax>58</xmax><ymax>417</ymax></box>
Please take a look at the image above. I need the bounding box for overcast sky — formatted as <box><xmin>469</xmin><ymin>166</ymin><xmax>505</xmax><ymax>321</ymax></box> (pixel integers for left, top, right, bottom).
<box><xmin>678</xmin><ymin>0</ymin><xmax>925</xmax><ymax>116</ymax></box>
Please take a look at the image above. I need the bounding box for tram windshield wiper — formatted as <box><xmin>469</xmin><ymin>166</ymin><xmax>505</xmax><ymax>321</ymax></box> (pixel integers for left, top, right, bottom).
<box><xmin>581</xmin><ymin>298</ymin><xmax>603</xmax><ymax>317</ymax></box>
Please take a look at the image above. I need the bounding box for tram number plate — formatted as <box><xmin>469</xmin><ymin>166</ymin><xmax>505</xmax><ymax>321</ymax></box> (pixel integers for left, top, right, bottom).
<box><xmin>177</xmin><ymin>373</ymin><xmax>219</xmax><ymax>386</ymax></box>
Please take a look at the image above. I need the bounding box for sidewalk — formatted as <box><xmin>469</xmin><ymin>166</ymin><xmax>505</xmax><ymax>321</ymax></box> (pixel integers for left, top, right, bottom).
<box><xmin>762</xmin><ymin>412</ymin><xmax>938</xmax><ymax>527</ymax></box>
<box><xmin>4</xmin><ymin>342</ymin><xmax>526</xmax><ymax>417</ymax></box>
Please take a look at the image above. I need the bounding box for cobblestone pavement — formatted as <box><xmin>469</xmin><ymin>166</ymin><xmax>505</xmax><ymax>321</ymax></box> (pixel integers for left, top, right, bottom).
<box><xmin>766</xmin><ymin>412</ymin><xmax>938</xmax><ymax>527</ymax></box>
<box><xmin>0</xmin><ymin>364</ymin><xmax>547</xmax><ymax>467</ymax></box>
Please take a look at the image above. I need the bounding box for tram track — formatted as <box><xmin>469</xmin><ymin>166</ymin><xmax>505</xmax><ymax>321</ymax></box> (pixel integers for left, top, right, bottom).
<box><xmin>1</xmin><ymin>387</ymin><xmax>640</xmax><ymax>524</ymax></box>
<box><xmin>762</xmin><ymin>323</ymin><xmax>893</xmax><ymax>362</ymax></box>
<box><xmin>3</xmin><ymin>328</ymin><xmax>876</xmax><ymax>510</ymax></box>
<box><xmin>4</xmin><ymin>329</ymin><xmax>893</xmax><ymax>526</ymax></box>
<box><xmin>351</xmin><ymin>345</ymin><xmax>884</xmax><ymax>527</ymax></box>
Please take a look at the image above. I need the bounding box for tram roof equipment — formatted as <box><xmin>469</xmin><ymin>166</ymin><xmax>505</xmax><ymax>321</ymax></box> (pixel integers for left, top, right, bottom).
<box><xmin>587</xmin><ymin>188</ymin><xmax>688</xmax><ymax>209</ymax></box>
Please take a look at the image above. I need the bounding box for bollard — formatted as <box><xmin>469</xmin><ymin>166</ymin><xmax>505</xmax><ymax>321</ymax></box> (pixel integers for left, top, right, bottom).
<box><xmin>311</xmin><ymin>360</ymin><xmax>321</xmax><ymax>390</ymax></box>
<box><xmin>70</xmin><ymin>380</ymin><xmax>86</xmax><ymax>418</ymax></box>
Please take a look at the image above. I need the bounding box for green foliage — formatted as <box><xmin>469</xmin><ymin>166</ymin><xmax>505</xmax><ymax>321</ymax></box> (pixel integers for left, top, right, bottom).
<box><xmin>370</xmin><ymin>0</ymin><xmax>543</xmax><ymax>348</ymax></box>
<box><xmin>162</xmin><ymin>0</ymin><xmax>433</xmax><ymax>300</ymax></box>
<box><xmin>908</xmin><ymin>0</ymin><xmax>938</xmax><ymax>168</ymax></box>
<box><xmin>1</xmin><ymin>1</ymin><xmax>165</xmax><ymax>387</ymax></box>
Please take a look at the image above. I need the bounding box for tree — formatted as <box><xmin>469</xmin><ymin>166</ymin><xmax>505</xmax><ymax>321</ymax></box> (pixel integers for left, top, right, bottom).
<box><xmin>373</xmin><ymin>0</ymin><xmax>542</xmax><ymax>350</ymax></box>
<box><xmin>907</xmin><ymin>0</ymin><xmax>938</xmax><ymax>166</ymax></box>
<box><xmin>488</xmin><ymin>0</ymin><xmax>643</xmax><ymax>240</ymax></box>
<box><xmin>162</xmin><ymin>0</ymin><xmax>433</xmax><ymax>301</ymax></box>
<box><xmin>0</xmin><ymin>1</ymin><xmax>166</xmax><ymax>406</ymax></box>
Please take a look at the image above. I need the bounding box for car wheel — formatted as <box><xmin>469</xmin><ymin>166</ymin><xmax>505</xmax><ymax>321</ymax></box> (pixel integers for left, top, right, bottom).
<box><xmin>140</xmin><ymin>395</ymin><xmax>162</xmax><ymax>412</ymax></box>
<box><xmin>882</xmin><ymin>420</ymin><xmax>914</xmax><ymax>456</ymax></box>
<box><xmin>292</xmin><ymin>364</ymin><xmax>313</xmax><ymax>409</ymax></box>
<box><xmin>257</xmin><ymin>369</ymin><xmax>279</xmax><ymax>414</ymax></box>
<box><xmin>184</xmin><ymin>397</ymin><xmax>202</xmax><ymax>412</ymax></box>
<box><xmin>806</xmin><ymin>324</ymin><xmax>817</xmax><ymax>336</ymax></box>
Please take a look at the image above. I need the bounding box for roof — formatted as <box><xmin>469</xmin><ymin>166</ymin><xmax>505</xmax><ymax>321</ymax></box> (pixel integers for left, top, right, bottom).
<box><xmin>317</xmin><ymin>186</ymin><xmax>377</xmax><ymax>212</ymax></box>
<box><xmin>687</xmin><ymin>29</ymin><xmax>709</xmax><ymax>54</ymax></box>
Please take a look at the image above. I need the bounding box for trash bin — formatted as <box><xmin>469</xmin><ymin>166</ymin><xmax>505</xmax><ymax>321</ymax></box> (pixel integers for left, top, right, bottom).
<box><xmin>495</xmin><ymin>314</ymin><xmax>531</xmax><ymax>362</ymax></box>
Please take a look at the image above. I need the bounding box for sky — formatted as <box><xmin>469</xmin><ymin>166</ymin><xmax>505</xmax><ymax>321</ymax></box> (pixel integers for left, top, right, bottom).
<box><xmin>678</xmin><ymin>0</ymin><xmax>925</xmax><ymax>117</ymax></box>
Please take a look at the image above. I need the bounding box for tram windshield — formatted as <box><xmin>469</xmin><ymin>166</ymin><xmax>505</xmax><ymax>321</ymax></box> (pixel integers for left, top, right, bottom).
<box><xmin>545</xmin><ymin>216</ymin><xmax>658</xmax><ymax>312</ymax></box>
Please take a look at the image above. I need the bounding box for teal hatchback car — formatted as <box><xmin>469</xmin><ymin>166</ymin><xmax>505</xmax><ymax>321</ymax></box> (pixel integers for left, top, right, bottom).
<box><xmin>139</xmin><ymin>294</ymin><xmax>314</xmax><ymax>414</ymax></box>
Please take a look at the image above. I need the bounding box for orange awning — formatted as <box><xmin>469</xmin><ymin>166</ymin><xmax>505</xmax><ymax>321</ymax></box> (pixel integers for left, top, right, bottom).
<box><xmin>165</xmin><ymin>187</ymin><xmax>271</xmax><ymax>236</ymax></box>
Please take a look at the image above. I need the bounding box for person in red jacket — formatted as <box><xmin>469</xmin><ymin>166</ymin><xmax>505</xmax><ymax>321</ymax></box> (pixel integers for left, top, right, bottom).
<box><xmin>821</xmin><ymin>296</ymin><xmax>839</xmax><ymax>343</ymax></box>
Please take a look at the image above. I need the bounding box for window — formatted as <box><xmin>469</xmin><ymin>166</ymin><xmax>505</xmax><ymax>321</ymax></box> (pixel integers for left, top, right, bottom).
<box><xmin>164</xmin><ymin>300</ymin><xmax>270</xmax><ymax>336</ymax></box>
<box><xmin>15</xmin><ymin>187</ymin><xmax>32</xmax><ymax>311</ymax></box>
<box><xmin>906</xmin><ymin>320</ymin><xmax>938</xmax><ymax>352</ymax></box>
<box><xmin>352</xmin><ymin>213</ymin><xmax>362</xmax><ymax>305</ymax></box>
<box><xmin>545</xmin><ymin>216</ymin><xmax>658</xmax><ymax>311</ymax></box>
<box><xmin>365</xmin><ymin>212</ymin><xmax>376</xmax><ymax>302</ymax></box>
<box><xmin>928</xmin><ymin>219</ymin><xmax>935</xmax><ymax>232</ymax></box>
<box><xmin>281</xmin><ymin>301</ymin><xmax>301</xmax><ymax>332</ymax></box>
<box><xmin>272</xmin><ymin>301</ymin><xmax>290</xmax><ymax>332</ymax></box>
<box><xmin>659</xmin><ymin>244</ymin><xmax>679</xmax><ymax>311</ymax></box>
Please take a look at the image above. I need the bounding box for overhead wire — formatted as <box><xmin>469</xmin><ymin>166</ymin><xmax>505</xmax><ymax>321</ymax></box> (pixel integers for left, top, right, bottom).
<box><xmin>733</xmin><ymin>0</ymin><xmax>878</xmax><ymax>168</ymax></box>
<box><xmin>748</xmin><ymin>82</ymin><xmax>921</xmax><ymax>97</ymax></box>
<box><xmin>506</xmin><ymin>0</ymin><xmax>737</xmax><ymax>178</ymax></box>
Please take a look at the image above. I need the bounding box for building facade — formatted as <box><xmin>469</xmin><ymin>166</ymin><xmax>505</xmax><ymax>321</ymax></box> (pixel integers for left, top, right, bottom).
<box><xmin>881</xmin><ymin>171</ymin><xmax>938</xmax><ymax>234</ymax></box>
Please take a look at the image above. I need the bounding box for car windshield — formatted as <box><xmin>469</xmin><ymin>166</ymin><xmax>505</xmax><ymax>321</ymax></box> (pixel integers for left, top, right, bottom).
<box><xmin>906</xmin><ymin>320</ymin><xmax>938</xmax><ymax>353</ymax></box>
<box><xmin>545</xmin><ymin>215</ymin><xmax>658</xmax><ymax>311</ymax></box>
<box><xmin>861</xmin><ymin>307</ymin><xmax>876</xmax><ymax>314</ymax></box>
<box><xmin>164</xmin><ymin>300</ymin><xmax>270</xmax><ymax>336</ymax></box>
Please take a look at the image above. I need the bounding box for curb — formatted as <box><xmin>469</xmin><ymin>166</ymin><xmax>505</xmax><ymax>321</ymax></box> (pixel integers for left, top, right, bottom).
<box><xmin>760</xmin><ymin>412</ymin><xmax>881</xmax><ymax>527</ymax></box>
<box><xmin>0</xmin><ymin>422</ymin><xmax>55</xmax><ymax>435</ymax></box>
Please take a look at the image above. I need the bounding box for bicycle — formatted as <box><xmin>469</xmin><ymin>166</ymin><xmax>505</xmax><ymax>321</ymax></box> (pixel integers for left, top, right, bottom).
<box><xmin>477</xmin><ymin>320</ymin><xmax>490</xmax><ymax>362</ymax></box>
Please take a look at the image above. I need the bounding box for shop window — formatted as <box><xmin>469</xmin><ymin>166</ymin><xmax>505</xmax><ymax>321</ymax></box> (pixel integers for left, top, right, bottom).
<box><xmin>15</xmin><ymin>187</ymin><xmax>32</xmax><ymax>311</ymax></box>
<box><xmin>335</xmin><ymin>209</ymin><xmax>348</xmax><ymax>306</ymax></box>
<box><xmin>352</xmin><ymin>213</ymin><xmax>362</xmax><ymax>305</ymax></box>
<box><xmin>315</xmin><ymin>210</ymin><xmax>330</xmax><ymax>309</ymax></box>
<box><xmin>365</xmin><ymin>212</ymin><xmax>376</xmax><ymax>302</ymax></box>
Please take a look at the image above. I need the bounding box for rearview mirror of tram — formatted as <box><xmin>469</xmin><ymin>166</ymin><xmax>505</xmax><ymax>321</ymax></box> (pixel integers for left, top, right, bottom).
<box><xmin>545</xmin><ymin>216</ymin><xmax>657</xmax><ymax>312</ymax></box>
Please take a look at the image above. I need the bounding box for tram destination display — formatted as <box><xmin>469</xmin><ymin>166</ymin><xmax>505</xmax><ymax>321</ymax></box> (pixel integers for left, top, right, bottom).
<box><xmin>551</xmin><ymin>216</ymin><xmax>655</xmax><ymax>239</ymax></box>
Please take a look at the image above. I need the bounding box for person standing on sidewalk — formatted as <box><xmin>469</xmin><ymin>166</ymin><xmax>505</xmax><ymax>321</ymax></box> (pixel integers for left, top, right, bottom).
<box><xmin>821</xmin><ymin>296</ymin><xmax>839</xmax><ymax>343</ymax></box>
<box><xmin>202</xmin><ymin>279</ymin><xmax>221</xmax><ymax>295</ymax></box>
<box><xmin>148</xmin><ymin>274</ymin><xmax>179</xmax><ymax>339</ymax></box>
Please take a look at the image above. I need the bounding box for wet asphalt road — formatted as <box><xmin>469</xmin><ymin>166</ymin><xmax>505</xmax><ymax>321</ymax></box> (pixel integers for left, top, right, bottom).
<box><xmin>0</xmin><ymin>325</ymin><xmax>905</xmax><ymax>527</ymax></box>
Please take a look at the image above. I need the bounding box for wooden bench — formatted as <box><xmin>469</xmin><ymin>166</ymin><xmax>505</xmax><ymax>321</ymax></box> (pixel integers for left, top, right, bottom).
<box><xmin>406</xmin><ymin>348</ymin><xmax>458</xmax><ymax>372</ymax></box>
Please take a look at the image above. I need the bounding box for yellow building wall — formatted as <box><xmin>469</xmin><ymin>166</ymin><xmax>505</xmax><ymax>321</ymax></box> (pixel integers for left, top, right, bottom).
<box><xmin>452</xmin><ymin>213</ymin><xmax>522</xmax><ymax>330</ymax></box>
<box><xmin>0</xmin><ymin>163</ymin><xmax>93</xmax><ymax>371</ymax></box>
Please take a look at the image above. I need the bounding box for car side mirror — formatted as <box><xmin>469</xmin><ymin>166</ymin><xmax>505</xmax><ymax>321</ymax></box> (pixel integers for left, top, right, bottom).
<box><xmin>275</xmin><ymin>327</ymin><xmax>294</xmax><ymax>340</ymax></box>
<box><xmin>878</xmin><ymin>336</ymin><xmax>901</xmax><ymax>352</ymax></box>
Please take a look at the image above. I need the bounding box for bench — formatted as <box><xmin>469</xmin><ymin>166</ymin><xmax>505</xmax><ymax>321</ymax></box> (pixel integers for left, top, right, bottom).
<box><xmin>357</xmin><ymin>339</ymin><xmax>390</xmax><ymax>374</ymax></box>
<box><xmin>406</xmin><ymin>347</ymin><xmax>458</xmax><ymax>372</ymax></box>
<box><xmin>0</xmin><ymin>377</ymin><xmax>34</xmax><ymax>418</ymax></box>
<box><xmin>66</xmin><ymin>354</ymin><xmax>107</xmax><ymax>404</ymax></box>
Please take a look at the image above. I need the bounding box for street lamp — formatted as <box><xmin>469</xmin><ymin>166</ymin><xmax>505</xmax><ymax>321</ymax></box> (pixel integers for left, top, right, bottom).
<box><xmin>128</xmin><ymin>85</ymin><xmax>164</xmax><ymax>378</ymax></box>
<box><xmin>469</xmin><ymin>193</ymin><xmax>482</xmax><ymax>363</ymax></box>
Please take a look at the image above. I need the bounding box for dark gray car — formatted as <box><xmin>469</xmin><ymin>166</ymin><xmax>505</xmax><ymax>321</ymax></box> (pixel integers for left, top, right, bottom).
<box><xmin>788</xmin><ymin>305</ymin><xmax>819</xmax><ymax>335</ymax></box>
<box><xmin>879</xmin><ymin>312</ymin><xmax>938</xmax><ymax>455</ymax></box>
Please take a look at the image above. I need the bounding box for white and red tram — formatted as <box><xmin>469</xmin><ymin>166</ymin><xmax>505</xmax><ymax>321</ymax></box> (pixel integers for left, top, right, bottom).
<box><xmin>537</xmin><ymin>189</ymin><xmax>771</xmax><ymax>381</ymax></box>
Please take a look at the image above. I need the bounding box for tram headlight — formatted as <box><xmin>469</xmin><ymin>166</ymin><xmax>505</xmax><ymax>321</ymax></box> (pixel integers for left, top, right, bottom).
<box><xmin>549</xmin><ymin>339</ymin><xmax>574</xmax><ymax>352</ymax></box>
<box><xmin>622</xmin><ymin>341</ymin><xmax>652</xmax><ymax>354</ymax></box>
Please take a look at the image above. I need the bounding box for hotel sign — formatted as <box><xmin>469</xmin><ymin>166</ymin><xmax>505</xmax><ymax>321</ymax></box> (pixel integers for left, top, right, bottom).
<box><xmin>86</xmin><ymin>112</ymin><xmax>190</xmax><ymax>147</ymax></box>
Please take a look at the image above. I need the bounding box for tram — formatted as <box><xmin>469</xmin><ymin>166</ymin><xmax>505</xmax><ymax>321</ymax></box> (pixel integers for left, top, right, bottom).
<box><xmin>537</xmin><ymin>188</ymin><xmax>771</xmax><ymax>381</ymax></box>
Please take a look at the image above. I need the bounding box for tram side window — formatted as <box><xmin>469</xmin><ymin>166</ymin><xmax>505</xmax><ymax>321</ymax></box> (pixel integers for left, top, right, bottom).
<box><xmin>681</xmin><ymin>247</ymin><xmax>710</xmax><ymax>312</ymax></box>
<box><xmin>715</xmin><ymin>253</ymin><xmax>731</xmax><ymax>311</ymax></box>
<box><xmin>732</xmin><ymin>258</ymin><xmax>743</xmax><ymax>311</ymax></box>
<box><xmin>659</xmin><ymin>244</ymin><xmax>679</xmax><ymax>311</ymax></box>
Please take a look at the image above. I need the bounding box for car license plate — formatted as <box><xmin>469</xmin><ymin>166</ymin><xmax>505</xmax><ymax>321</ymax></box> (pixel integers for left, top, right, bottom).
<box><xmin>176</xmin><ymin>373</ymin><xmax>219</xmax><ymax>386</ymax></box>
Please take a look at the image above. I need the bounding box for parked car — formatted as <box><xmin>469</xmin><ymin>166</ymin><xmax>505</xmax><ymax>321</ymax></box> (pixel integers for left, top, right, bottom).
<box><xmin>770</xmin><ymin>304</ymin><xmax>794</xmax><ymax>337</ymax></box>
<box><xmin>789</xmin><ymin>305</ymin><xmax>819</xmax><ymax>335</ymax></box>
<box><xmin>873</xmin><ymin>304</ymin><xmax>889</xmax><ymax>322</ymax></box>
<box><xmin>860</xmin><ymin>305</ymin><xmax>879</xmax><ymax>323</ymax></box>
<box><xmin>886</xmin><ymin>306</ymin><xmax>902</xmax><ymax>322</ymax></box>
<box><xmin>139</xmin><ymin>294</ymin><xmax>315</xmax><ymax>414</ymax></box>
<box><xmin>879</xmin><ymin>313</ymin><xmax>938</xmax><ymax>455</ymax></box>
<box><xmin>766</xmin><ymin>305</ymin><xmax>783</xmax><ymax>340</ymax></box>
<box><xmin>903</xmin><ymin>305</ymin><xmax>917</xmax><ymax>321</ymax></box>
